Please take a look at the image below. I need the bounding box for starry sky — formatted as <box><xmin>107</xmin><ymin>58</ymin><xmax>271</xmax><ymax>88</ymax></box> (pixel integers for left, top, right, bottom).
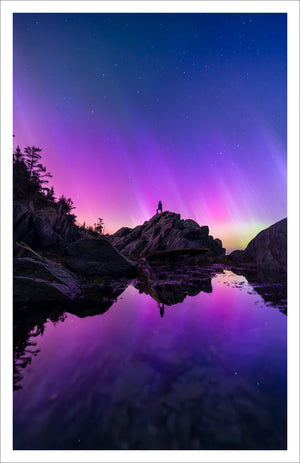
<box><xmin>13</xmin><ymin>13</ymin><xmax>287</xmax><ymax>252</ymax></box>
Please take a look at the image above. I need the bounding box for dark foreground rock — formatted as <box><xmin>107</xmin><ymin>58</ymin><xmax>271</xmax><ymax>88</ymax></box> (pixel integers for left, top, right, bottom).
<box><xmin>63</xmin><ymin>238</ymin><xmax>137</xmax><ymax>277</ymax></box>
<box><xmin>14</xmin><ymin>200</ymin><xmax>79</xmax><ymax>254</ymax></box>
<box><xmin>109</xmin><ymin>211</ymin><xmax>225</xmax><ymax>260</ymax></box>
<box><xmin>14</xmin><ymin>256</ymin><xmax>80</xmax><ymax>303</ymax></box>
<box><xmin>14</xmin><ymin>237</ymin><xmax>137</xmax><ymax>304</ymax></box>
<box><xmin>229</xmin><ymin>218</ymin><xmax>287</xmax><ymax>275</ymax></box>
<box><xmin>14</xmin><ymin>253</ymin><xmax>134</xmax><ymax>307</ymax></box>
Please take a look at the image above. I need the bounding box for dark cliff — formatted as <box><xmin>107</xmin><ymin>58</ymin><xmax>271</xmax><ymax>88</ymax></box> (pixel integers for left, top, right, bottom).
<box><xmin>229</xmin><ymin>218</ymin><xmax>287</xmax><ymax>275</ymax></box>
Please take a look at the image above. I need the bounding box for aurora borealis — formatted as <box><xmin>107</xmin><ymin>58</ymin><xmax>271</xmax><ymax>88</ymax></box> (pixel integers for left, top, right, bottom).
<box><xmin>13</xmin><ymin>13</ymin><xmax>287</xmax><ymax>252</ymax></box>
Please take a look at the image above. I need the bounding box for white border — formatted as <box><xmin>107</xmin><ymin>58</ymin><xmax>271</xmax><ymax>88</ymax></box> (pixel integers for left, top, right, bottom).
<box><xmin>1</xmin><ymin>1</ymin><xmax>299</xmax><ymax>462</ymax></box>
<box><xmin>0</xmin><ymin>0</ymin><xmax>297</xmax><ymax>14</ymax></box>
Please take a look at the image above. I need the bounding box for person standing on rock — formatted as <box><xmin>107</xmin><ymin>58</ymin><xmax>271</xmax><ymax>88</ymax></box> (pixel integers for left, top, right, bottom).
<box><xmin>156</xmin><ymin>201</ymin><xmax>163</xmax><ymax>214</ymax></box>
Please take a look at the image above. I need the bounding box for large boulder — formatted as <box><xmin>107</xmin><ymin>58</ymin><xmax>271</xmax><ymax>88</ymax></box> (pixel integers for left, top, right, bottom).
<box><xmin>229</xmin><ymin>218</ymin><xmax>287</xmax><ymax>275</ymax></box>
<box><xmin>108</xmin><ymin>211</ymin><xmax>225</xmax><ymax>259</ymax></box>
<box><xmin>14</xmin><ymin>256</ymin><xmax>80</xmax><ymax>303</ymax></box>
<box><xmin>63</xmin><ymin>238</ymin><xmax>137</xmax><ymax>277</ymax></box>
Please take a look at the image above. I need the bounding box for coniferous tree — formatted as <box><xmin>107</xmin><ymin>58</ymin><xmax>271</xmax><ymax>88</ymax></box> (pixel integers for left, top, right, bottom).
<box><xmin>23</xmin><ymin>146</ymin><xmax>52</xmax><ymax>195</ymax></box>
<box><xmin>13</xmin><ymin>146</ymin><xmax>31</xmax><ymax>199</ymax></box>
<box><xmin>13</xmin><ymin>145</ymin><xmax>24</xmax><ymax>163</ymax></box>
<box><xmin>13</xmin><ymin>143</ymin><xmax>76</xmax><ymax>226</ymax></box>
<box><xmin>24</xmin><ymin>146</ymin><xmax>42</xmax><ymax>177</ymax></box>
<box><xmin>46</xmin><ymin>186</ymin><xmax>56</xmax><ymax>202</ymax></box>
<box><xmin>58</xmin><ymin>195</ymin><xmax>75</xmax><ymax>214</ymax></box>
<box><xmin>95</xmin><ymin>217</ymin><xmax>104</xmax><ymax>235</ymax></box>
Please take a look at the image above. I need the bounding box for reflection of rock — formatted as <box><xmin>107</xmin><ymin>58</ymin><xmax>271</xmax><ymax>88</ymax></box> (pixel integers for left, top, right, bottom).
<box><xmin>135</xmin><ymin>265</ymin><xmax>218</xmax><ymax>306</ymax></box>
<box><xmin>229</xmin><ymin>218</ymin><xmax>287</xmax><ymax>276</ymax></box>
<box><xmin>109</xmin><ymin>211</ymin><xmax>225</xmax><ymax>260</ymax></box>
<box><xmin>67</xmin><ymin>282</ymin><xmax>130</xmax><ymax>318</ymax></box>
<box><xmin>144</xmin><ymin>280</ymin><xmax>212</xmax><ymax>306</ymax></box>
<box><xmin>14</xmin><ymin>257</ymin><xmax>80</xmax><ymax>303</ymax></box>
<box><xmin>64</xmin><ymin>238</ymin><xmax>137</xmax><ymax>277</ymax></box>
<box><xmin>231</xmin><ymin>266</ymin><xmax>287</xmax><ymax>314</ymax></box>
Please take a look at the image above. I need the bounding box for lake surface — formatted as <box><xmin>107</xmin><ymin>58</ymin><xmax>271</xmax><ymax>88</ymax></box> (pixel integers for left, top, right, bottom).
<box><xmin>13</xmin><ymin>269</ymin><xmax>287</xmax><ymax>450</ymax></box>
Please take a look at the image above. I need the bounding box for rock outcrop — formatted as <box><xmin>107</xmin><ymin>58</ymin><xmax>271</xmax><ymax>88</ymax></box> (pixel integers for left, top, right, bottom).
<box><xmin>63</xmin><ymin>238</ymin><xmax>137</xmax><ymax>277</ymax></box>
<box><xmin>14</xmin><ymin>252</ymin><xmax>134</xmax><ymax>304</ymax></box>
<box><xmin>14</xmin><ymin>256</ymin><xmax>80</xmax><ymax>303</ymax></box>
<box><xmin>13</xmin><ymin>205</ymin><xmax>138</xmax><ymax>304</ymax></box>
<box><xmin>34</xmin><ymin>204</ymin><xmax>77</xmax><ymax>242</ymax></box>
<box><xmin>14</xmin><ymin>201</ymin><xmax>79</xmax><ymax>254</ymax></box>
<box><xmin>229</xmin><ymin>218</ymin><xmax>287</xmax><ymax>275</ymax></box>
<box><xmin>109</xmin><ymin>211</ymin><xmax>225</xmax><ymax>259</ymax></box>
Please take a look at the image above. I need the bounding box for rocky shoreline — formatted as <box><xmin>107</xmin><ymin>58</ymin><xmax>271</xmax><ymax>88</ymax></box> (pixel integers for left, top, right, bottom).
<box><xmin>13</xmin><ymin>200</ymin><xmax>287</xmax><ymax>307</ymax></box>
<box><xmin>13</xmin><ymin>206</ymin><xmax>287</xmax><ymax>392</ymax></box>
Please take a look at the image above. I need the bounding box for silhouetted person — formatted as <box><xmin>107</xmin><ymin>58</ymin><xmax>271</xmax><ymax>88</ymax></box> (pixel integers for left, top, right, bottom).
<box><xmin>158</xmin><ymin>302</ymin><xmax>164</xmax><ymax>318</ymax></box>
<box><xmin>156</xmin><ymin>201</ymin><xmax>162</xmax><ymax>214</ymax></box>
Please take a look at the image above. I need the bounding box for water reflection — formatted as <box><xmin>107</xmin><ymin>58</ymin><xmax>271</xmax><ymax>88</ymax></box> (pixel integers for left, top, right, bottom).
<box><xmin>158</xmin><ymin>302</ymin><xmax>164</xmax><ymax>317</ymax></box>
<box><xmin>13</xmin><ymin>281</ymin><xmax>131</xmax><ymax>390</ymax></box>
<box><xmin>13</xmin><ymin>268</ymin><xmax>287</xmax><ymax>450</ymax></box>
<box><xmin>135</xmin><ymin>264</ymin><xmax>218</xmax><ymax>307</ymax></box>
<box><xmin>14</xmin><ymin>306</ymin><xmax>66</xmax><ymax>390</ymax></box>
<box><xmin>67</xmin><ymin>280</ymin><xmax>131</xmax><ymax>318</ymax></box>
<box><xmin>230</xmin><ymin>266</ymin><xmax>287</xmax><ymax>315</ymax></box>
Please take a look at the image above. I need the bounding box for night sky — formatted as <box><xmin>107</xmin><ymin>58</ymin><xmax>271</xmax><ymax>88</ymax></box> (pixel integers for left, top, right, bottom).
<box><xmin>13</xmin><ymin>13</ymin><xmax>287</xmax><ymax>252</ymax></box>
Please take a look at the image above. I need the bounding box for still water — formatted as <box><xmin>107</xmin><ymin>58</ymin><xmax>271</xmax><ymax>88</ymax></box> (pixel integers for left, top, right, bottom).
<box><xmin>13</xmin><ymin>269</ymin><xmax>287</xmax><ymax>450</ymax></box>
